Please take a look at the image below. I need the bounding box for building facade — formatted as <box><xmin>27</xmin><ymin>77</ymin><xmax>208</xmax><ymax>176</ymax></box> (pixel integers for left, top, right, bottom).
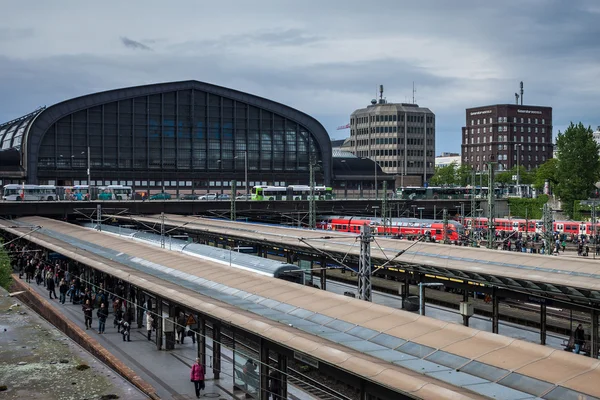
<box><xmin>435</xmin><ymin>153</ymin><xmax>461</xmax><ymax>168</ymax></box>
<box><xmin>0</xmin><ymin>81</ymin><xmax>332</xmax><ymax>193</ymax></box>
<box><xmin>345</xmin><ymin>99</ymin><xmax>435</xmax><ymax>187</ymax></box>
<box><xmin>461</xmin><ymin>104</ymin><xmax>552</xmax><ymax>172</ymax></box>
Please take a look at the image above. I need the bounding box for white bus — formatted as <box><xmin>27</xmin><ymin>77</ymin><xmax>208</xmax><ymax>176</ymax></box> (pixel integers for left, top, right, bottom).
<box><xmin>97</xmin><ymin>185</ymin><xmax>133</xmax><ymax>200</ymax></box>
<box><xmin>2</xmin><ymin>184</ymin><xmax>58</xmax><ymax>201</ymax></box>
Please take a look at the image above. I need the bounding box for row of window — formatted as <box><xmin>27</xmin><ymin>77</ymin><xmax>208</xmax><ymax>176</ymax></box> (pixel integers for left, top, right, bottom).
<box><xmin>466</xmin><ymin>135</ymin><xmax>547</xmax><ymax>145</ymax></box>
<box><xmin>468</xmin><ymin>154</ymin><xmax>546</xmax><ymax>163</ymax></box>
<box><xmin>352</xmin><ymin>114</ymin><xmax>435</xmax><ymax>125</ymax></box>
<box><xmin>465</xmin><ymin>145</ymin><xmax>547</xmax><ymax>153</ymax></box>
<box><xmin>349</xmin><ymin>138</ymin><xmax>434</xmax><ymax>147</ymax></box>
<box><xmin>471</xmin><ymin>117</ymin><xmax>547</xmax><ymax>125</ymax></box>
<box><xmin>468</xmin><ymin>126</ymin><xmax>547</xmax><ymax>135</ymax></box>
<box><xmin>351</xmin><ymin>126</ymin><xmax>435</xmax><ymax>135</ymax></box>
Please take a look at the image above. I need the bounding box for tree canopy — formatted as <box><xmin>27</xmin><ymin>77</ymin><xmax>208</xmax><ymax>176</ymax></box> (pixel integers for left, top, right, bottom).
<box><xmin>495</xmin><ymin>166</ymin><xmax>534</xmax><ymax>186</ymax></box>
<box><xmin>533</xmin><ymin>158</ymin><xmax>558</xmax><ymax>192</ymax></box>
<box><xmin>555</xmin><ymin>122</ymin><xmax>600</xmax><ymax>218</ymax></box>
<box><xmin>428</xmin><ymin>163</ymin><xmax>474</xmax><ymax>187</ymax></box>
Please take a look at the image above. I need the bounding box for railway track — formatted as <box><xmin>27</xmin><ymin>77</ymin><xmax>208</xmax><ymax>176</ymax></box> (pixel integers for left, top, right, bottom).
<box><xmin>207</xmin><ymin>326</ymin><xmax>355</xmax><ymax>400</ymax></box>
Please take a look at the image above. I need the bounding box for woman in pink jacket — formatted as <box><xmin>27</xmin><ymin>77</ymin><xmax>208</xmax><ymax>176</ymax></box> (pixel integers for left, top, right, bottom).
<box><xmin>190</xmin><ymin>358</ymin><xmax>205</xmax><ymax>398</ymax></box>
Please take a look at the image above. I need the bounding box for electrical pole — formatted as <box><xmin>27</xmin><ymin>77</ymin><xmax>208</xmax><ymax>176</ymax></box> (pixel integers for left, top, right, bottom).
<box><xmin>358</xmin><ymin>224</ymin><xmax>373</xmax><ymax>301</ymax></box>
<box><xmin>96</xmin><ymin>204</ymin><xmax>102</xmax><ymax>232</ymax></box>
<box><xmin>471</xmin><ymin>169</ymin><xmax>476</xmax><ymax>247</ymax></box>
<box><xmin>543</xmin><ymin>203</ymin><xmax>553</xmax><ymax>256</ymax></box>
<box><xmin>487</xmin><ymin>162</ymin><xmax>496</xmax><ymax>249</ymax></box>
<box><xmin>160</xmin><ymin>212</ymin><xmax>165</xmax><ymax>249</ymax></box>
<box><xmin>309</xmin><ymin>158</ymin><xmax>316</xmax><ymax>229</ymax></box>
<box><xmin>591</xmin><ymin>202</ymin><xmax>597</xmax><ymax>259</ymax></box>
<box><xmin>230</xmin><ymin>180</ymin><xmax>236</xmax><ymax>221</ymax></box>
<box><xmin>381</xmin><ymin>181</ymin><xmax>388</xmax><ymax>235</ymax></box>
<box><xmin>443</xmin><ymin>208</ymin><xmax>449</xmax><ymax>244</ymax></box>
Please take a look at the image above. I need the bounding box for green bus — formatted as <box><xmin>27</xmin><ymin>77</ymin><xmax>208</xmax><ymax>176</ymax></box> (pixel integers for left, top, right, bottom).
<box><xmin>251</xmin><ymin>185</ymin><xmax>333</xmax><ymax>201</ymax></box>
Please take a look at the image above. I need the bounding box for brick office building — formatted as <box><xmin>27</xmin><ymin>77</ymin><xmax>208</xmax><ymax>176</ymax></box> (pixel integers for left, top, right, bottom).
<box><xmin>461</xmin><ymin>104</ymin><xmax>552</xmax><ymax>172</ymax></box>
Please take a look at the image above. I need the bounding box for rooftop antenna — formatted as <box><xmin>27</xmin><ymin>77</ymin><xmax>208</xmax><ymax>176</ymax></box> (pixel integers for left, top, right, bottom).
<box><xmin>379</xmin><ymin>85</ymin><xmax>384</xmax><ymax>104</ymax></box>
<box><xmin>520</xmin><ymin>81</ymin><xmax>524</xmax><ymax>105</ymax></box>
<box><xmin>515</xmin><ymin>92</ymin><xmax>519</xmax><ymax>105</ymax></box>
<box><xmin>412</xmin><ymin>82</ymin><xmax>416</xmax><ymax>104</ymax></box>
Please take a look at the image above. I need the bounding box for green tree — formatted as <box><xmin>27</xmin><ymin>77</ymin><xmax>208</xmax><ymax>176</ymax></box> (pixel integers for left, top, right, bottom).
<box><xmin>428</xmin><ymin>163</ymin><xmax>457</xmax><ymax>186</ymax></box>
<box><xmin>456</xmin><ymin>164</ymin><xmax>473</xmax><ymax>187</ymax></box>
<box><xmin>533</xmin><ymin>158</ymin><xmax>558</xmax><ymax>191</ymax></box>
<box><xmin>0</xmin><ymin>242</ymin><xmax>12</xmax><ymax>290</ymax></box>
<box><xmin>555</xmin><ymin>122</ymin><xmax>600</xmax><ymax>218</ymax></box>
<box><xmin>495</xmin><ymin>166</ymin><xmax>533</xmax><ymax>186</ymax></box>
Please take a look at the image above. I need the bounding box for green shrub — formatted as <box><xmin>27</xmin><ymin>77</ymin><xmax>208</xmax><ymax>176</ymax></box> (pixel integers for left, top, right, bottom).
<box><xmin>0</xmin><ymin>240</ymin><xmax>12</xmax><ymax>290</ymax></box>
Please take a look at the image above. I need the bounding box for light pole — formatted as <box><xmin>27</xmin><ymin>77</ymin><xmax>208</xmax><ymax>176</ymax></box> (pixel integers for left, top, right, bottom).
<box><xmin>362</xmin><ymin>157</ymin><xmax>379</xmax><ymax>199</ymax></box>
<box><xmin>418</xmin><ymin>207</ymin><xmax>424</xmax><ymax>220</ymax></box>
<box><xmin>411</xmin><ymin>205</ymin><xmax>417</xmax><ymax>217</ymax></box>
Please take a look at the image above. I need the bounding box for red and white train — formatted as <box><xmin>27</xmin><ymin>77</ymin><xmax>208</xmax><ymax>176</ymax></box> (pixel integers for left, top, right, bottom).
<box><xmin>318</xmin><ymin>216</ymin><xmax>465</xmax><ymax>242</ymax></box>
<box><xmin>467</xmin><ymin>217</ymin><xmax>600</xmax><ymax>237</ymax></box>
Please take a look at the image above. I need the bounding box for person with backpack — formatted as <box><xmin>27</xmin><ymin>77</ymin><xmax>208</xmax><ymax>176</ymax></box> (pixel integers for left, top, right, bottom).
<box><xmin>97</xmin><ymin>303</ymin><xmax>108</xmax><ymax>334</ymax></box>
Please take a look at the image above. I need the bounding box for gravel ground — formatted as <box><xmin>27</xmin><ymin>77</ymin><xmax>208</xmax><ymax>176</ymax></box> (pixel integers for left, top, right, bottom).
<box><xmin>0</xmin><ymin>286</ymin><xmax>147</xmax><ymax>400</ymax></box>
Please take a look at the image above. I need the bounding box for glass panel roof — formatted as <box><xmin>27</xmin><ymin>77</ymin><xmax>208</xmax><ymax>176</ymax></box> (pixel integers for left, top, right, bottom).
<box><xmin>346</xmin><ymin>326</ymin><xmax>379</xmax><ymax>340</ymax></box>
<box><xmin>459</xmin><ymin>361</ymin><xmax>509</xmax><ymax>382</ymax></box>
<box><xmin>464</xmin><ymin>382</ymin><xmax>538</xmax><ymax>400</ymax></box>
<box><xmin>397</xmin><ymin>342</ymin><xmax>436</xmax><ymax>358</ymax></box>
<box><xmin>370</xmin><ymin>333</ymin><xmax>406</xmax><ymax>349</ymax></box>
<box><xmin>426</xmin><ymin>350</ymin><xmax>470</xmax><ymax>369</ymax></box>
<box><xmin>498</xmin><ymin>373</ymin><xmax>554</xmax><ymax>397</ymax></box>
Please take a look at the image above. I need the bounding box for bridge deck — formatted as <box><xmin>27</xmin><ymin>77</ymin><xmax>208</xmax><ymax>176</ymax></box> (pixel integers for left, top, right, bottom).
<box><xmin>2</xmin><ymin>216</ymin><xmax>599</xmax><ymax>400</ymax></box>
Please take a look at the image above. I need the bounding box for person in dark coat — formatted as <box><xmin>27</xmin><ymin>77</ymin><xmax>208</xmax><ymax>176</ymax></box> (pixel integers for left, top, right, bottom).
<box><xmin>97</xmin><ymin>303</ymin><xmax>108</xmax><ymax>334</ymax></box>
<box><xmin>574</xmin><ymin>324</ymin><xmax>585</xmax><ymax>354</ymax></box>
<box><xmin>47</xmin><ymin>272</ymin><xmax>57</xmax><ymax>299</ymax></box>
<box><xmin>122</xmin><ymin>306</ymin><xmax>132</xmax><ymax>342</ymax></box>
<box><xmin>58</xmin><ymin>279</ymin><xmax>69</xmax><ymax>304</ymax></box>
<box><xmin>82</xmin><ymin>300</ymin><xmax>93</xmax><ymax>330</ymax></box>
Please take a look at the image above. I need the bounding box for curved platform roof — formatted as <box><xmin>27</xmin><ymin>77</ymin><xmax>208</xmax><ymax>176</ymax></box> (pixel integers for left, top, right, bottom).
<box><xmin>126</xmin><ymin>214</ymin><xmax>600</xmax><ymax>305</ymax></box>
<box><xmin>3</xmin><ymin>217</ymin><xmax>600</xmax><ymax>400</ymax></box>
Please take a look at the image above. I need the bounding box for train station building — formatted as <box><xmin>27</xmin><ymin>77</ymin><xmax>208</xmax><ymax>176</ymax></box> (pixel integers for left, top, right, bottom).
<box><xmin>0</xmin><ymin>80</ymin><xmax>338</xmax><ymax>194</ymax></box>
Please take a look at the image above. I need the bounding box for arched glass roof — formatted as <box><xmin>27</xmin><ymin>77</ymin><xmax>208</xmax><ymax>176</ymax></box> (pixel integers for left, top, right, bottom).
<box><xmin>0</xmin><ymin>107</ymin><xmax>45</xmax><ymax>150</ymax></box>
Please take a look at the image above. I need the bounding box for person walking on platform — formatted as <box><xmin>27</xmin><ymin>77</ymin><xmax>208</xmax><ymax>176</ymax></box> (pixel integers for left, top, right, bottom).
<box><xmin>574</xmin><ymin>324</ymin><xmax>585</xmax><ymax>354</ymax></box>
<box><xmin>59</xmin><ymin>279</ymin><xmax>68</xmax><ymax>304</ymax></box>
<box><xmin>146</xmin><ymin>312</ymin><xmax>154</xmax><ymax>341</ymax></box>
<box><xmin>82</xmin><ymin>300</ymin><xmax>93</xmax><ymax>330</ymax></box>
<box><xmin>122</xmin><ymin>306</ymin><xmax>132</xmax><ymax>342</ymax></box>
<box><xmin>190</xmin><ymin>358</ymin><xmax>205</xmax><ymax>398</ymax></box>
<box><xmin>113</xmin><ymin>299</ymin><xmax>123</xmax><ymax>331</ymax></box>
<box><xmin>97</xmin><ymin>303</ymin><xmax>108</xmax><ymax>334</ymax></box>
<box><xmin>177</xmin><ymin>312</ymin><xmax>186</xmax><ymax>344</ymax></box>
<box><xmin>47</xmin><ymin>271</ymin><xmax>57</xmax><ymax>300</ymax></box>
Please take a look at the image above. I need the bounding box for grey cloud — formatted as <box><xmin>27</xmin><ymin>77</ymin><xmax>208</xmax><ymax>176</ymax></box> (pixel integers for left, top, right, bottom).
<box><xmin>0</xmin><ymin>27</ymin><xmax>34</xmax><ymax>41</ymax></box>
<box><xmin>120</xmin><ymin>36</ymin><xmax>153</xmax><ymax>51</ymax></box>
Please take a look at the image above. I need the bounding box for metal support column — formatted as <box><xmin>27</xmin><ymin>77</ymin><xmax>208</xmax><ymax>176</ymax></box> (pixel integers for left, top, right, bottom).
<box><xmin>419</xmin><ymin>282</ymin><xmax>426</xmax><ymax>316</ymax></box>
<box><xmin>381</xmin><ymin>181</ymin><xmax>388</xmax><ymax>235</ymax></box>
<box><xmin>591</xmin><ymin>309</ymin><xmax>598</xmax><ymax>359</ymax></box>
<box><xmin>442</xmin><ymin>208</ymin><xmax>449</xmax><ymax>244</ymax></box>
<box><xmin>462</xmin><ymin>291</ymin><xmax>470</xmax><ymax>327</ymax></box>
<box><xmin>320</xmin><ymin>255</ymin><xmax>327</xmax><ymax>290</ymax></box>
<box><xmin>198</xmin><ymin>315</ymin><xmax>206</xmax><ymax>366</ymax></box>
<box><xmin>402</xmin><ymin>276</ymin><xmax>410</xmax><ymax>309</ymax></box>
<box><xmin>470</xmin><ymin>170</ymin><xmax>476</xmax><ymax>246</ymax></box>
<box><xmin>358</xmin><ymin>224</ymin><xmax>373</xmax><ymax>301</ymax></box>
<box><xmin>260</xmin><ymin>339</ymin><xmax>269</xmax><ymax>400</ymax></box>
<box><xmin>213</xmin><ymin>323</ymin><xmax>221</xmax><ymax>379</ymax></box>
<box><xmin>136</xmin><ymin>288</ymin><xmax>143</xmax><ymax>329</ymax></box>
<box><xmin>165</xmin><ymin>302</ymin><xmax>175</xmax><ymax>350</ymax></box>
<box><xmin>156</xmin><ymin>296</ymin><xmax>163</xmax><ymax>351</ymax></box>
<box><xmin>278</xmin><ymin>353</ymin><xmax>287</xmax><ymax>400</ymax></box>
<box><xmin>230</xmin><ymin>180</ymin><xmax>236</xmax><ymax>221</ymax></box>
<box><xmin>309</xmin><ymin>158</ymin><xmax>316</xmax><ymax>229</ymax></box>
<box><xmin>492</xmin><ymin>287</ymin><xmax>499</xmax><ymax>334</ymax></box>
<box><xmin>160</xmin><ymin>212</ymin><xmax>165</xmax><ymax>249</ymax></box>
<box><xmin>540</xmin><ymin>303</ymin><xmax>547</xmax><ymax>345</ymax></box>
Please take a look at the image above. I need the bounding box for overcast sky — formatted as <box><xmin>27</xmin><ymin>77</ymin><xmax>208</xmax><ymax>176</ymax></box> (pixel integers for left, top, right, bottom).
<box><xmin>1</xmin><ymin>0</ymin><xmax>599</xmax><ymax>154</ymax></box>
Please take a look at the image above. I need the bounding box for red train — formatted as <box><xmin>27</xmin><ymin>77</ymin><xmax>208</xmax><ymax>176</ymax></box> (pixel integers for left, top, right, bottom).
<box><xmin>318</xmin><ymin>216</ymin><xmax>464</xmax><ymax>242</ymax></box>
<box><xmin>467</xmin><ymin>217</ymin><xmax>600</xmax><ymax>237</ymax></box>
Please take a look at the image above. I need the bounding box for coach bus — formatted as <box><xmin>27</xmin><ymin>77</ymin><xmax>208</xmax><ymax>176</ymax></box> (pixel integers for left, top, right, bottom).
<box><xmin>97</xmin><ymin>185</ymin><xmax>133</xmax><ymax>200</ymax></box>
<box><xmin>2</xmin><ymin>184</ymin><xmax>58</xmax><ymax>201</ymax></box>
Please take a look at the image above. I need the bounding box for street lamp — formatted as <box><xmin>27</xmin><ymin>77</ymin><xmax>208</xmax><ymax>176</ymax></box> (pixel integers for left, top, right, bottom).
<box><xmin>411</xmin><ymin>204</ymin><xmax>417</xmax><ymax>217</ymax></box>
<box><xmin>235</xmin><ymin>151</ymin><xmax>248</xmax><ymax>199</ymax></box>
<box><xmin>417</xmin><ymin>207</ymin><xmax>425</xmax><ymax>220</ymax></box>
<box><xmin>362</xmin><ymin>157</ymin><xmax>380</xmax><ymax>199</ymax></box>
